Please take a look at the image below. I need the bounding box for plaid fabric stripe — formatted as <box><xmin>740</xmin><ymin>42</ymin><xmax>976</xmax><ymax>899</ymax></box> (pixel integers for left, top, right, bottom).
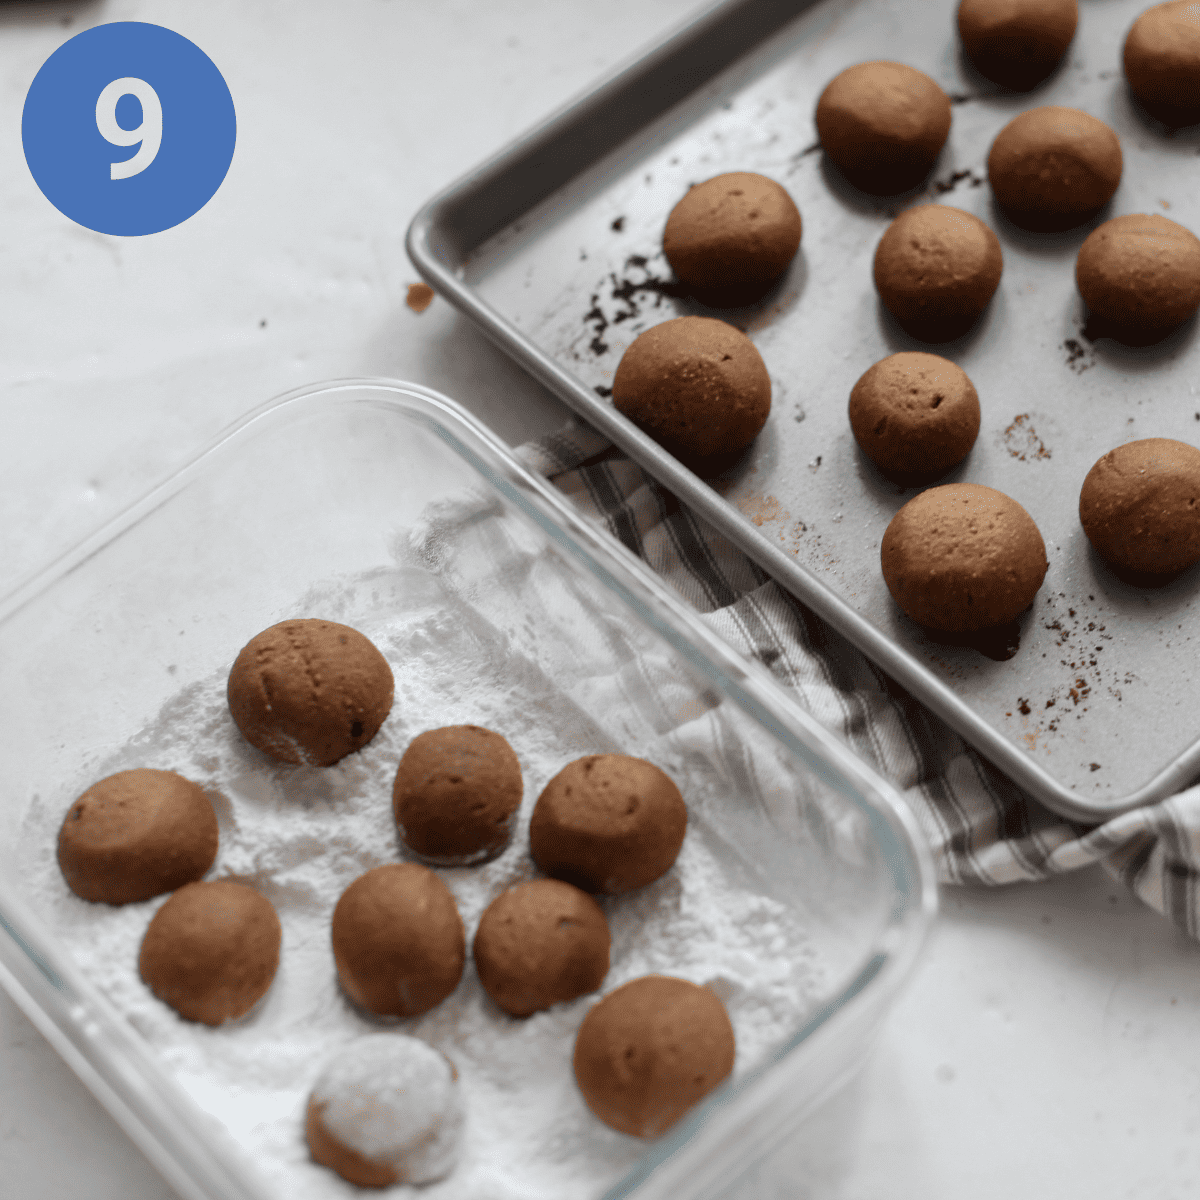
<box><xmin>517</xmin><ymin>421</ymin><xmax>1200</xmax><ymax>937</ymax></box>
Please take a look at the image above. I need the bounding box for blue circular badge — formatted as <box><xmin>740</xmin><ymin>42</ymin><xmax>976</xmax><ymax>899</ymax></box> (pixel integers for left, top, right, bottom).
<box><xmin>22</xmin><ymin>23</ymin><xmax>236</xmax><ymax>236</ymax></box>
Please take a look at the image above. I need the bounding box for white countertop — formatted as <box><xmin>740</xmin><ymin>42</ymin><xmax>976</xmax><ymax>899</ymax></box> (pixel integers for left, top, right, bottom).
<box><xmin>3</xmin><ymin>1</ymin><xmax>1199</xmax><ymax>1196</ymax></box>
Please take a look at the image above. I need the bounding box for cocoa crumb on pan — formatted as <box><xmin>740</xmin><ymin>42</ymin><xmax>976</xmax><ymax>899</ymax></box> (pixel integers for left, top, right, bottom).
<box><xmin>1002</xmin><ymin>414</ymin><xmax>1051</xmax><ymax>461</ymax></box>
<box><xmin>1062</xmin><ymin>337</ymin><xmax>1093</xmax><ymax>373</ymax></box>
<box><xmin>1010</xmin><ymin>595</ymin><xmax>1141</xmax><ymax>768</ymax></box>
<box><xmin>581</xmin><ymin>260</ymin><xmax>693</xmax><ymax>359</ymax></box>
<box><xmin>931</xmin><ymin>168</ymin><xmax>985</xmax><ymax>196</ymax></box>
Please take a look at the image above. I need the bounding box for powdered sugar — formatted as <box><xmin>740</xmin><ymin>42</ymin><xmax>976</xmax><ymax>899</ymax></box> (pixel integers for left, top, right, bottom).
<box><xmin>18</xmin><ymin>566</ymin><xmax>824</xmax><ymax>1200</ymax></box>
<box><xmin>311</xmin><ymin>1033</ymin><xmax>464</xmax><ymax>1184</ymax></box>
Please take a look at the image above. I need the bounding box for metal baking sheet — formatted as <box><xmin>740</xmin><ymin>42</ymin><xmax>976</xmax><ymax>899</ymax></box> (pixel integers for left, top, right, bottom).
<box><xmin>407</xmin><ymin>0</ymin><xmax>1200</xmax><ymax>822</ymax></box>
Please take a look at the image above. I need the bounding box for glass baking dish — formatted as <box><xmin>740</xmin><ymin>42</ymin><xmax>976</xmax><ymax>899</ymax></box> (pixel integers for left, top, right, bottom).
<box><xmin>0</xmin><ymin>380</ymin><xmax>934</xmax><ymax>1200</ymax></box>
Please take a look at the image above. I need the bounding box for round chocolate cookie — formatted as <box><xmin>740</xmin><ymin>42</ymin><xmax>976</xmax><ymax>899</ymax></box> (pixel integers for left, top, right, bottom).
<box><xmin>662</xmin><ymin>172</ymin><xmax>802</xmax><ymax>294</ymax></box>
<box><xmin>611</xmin><ymin>316</ymin><xmax>771</xmax><ymax>469</ymax></box>
<box><xmin>306</xmin><ymin>1034</ymin><xmax>464</xmax><ymax>1188</ymax></box>
<box><xmin>227</xmin><ymin>619</ymin><xmax>394</xmax><ymax>767</ymax></box>
<box><xmin>331</xmin><ymin>863</ymin><xmax>465</xmax><ymax>1018</ymax></box>
<box><xmin>987</xmin><ymin>107</ymin><xmax>1122</xmax><ymax>231</ymax></box>
<box><xmin>529</xmin><ymin>755</ymin><xmax>687</xmax><ymax>896</ymax></box>
<box><xmin>1124</xmin><ymin>1</ymin><xmax>1200</xmax><ymax>123</ymax></box>
<box><xmin>815</xmin><ymin>61</ymin><xmax>952</xmax><ymax>194</ymax></box>
<box><xmin>1075</xmin><ymin>214</ymin><xmax>1200</xmax><ymax>341</ymax></box>
<box><xmin>1079</xmin><ymin>438</ymin><xmax>1200</xmax><ymax>576</ymax></box>
<box><xmin>872</xmin><ymin>206</ymin><xmax>1003</xmax><ymax>342</ymax></box>
<box><xmin>57</xmin><ymin>768</ymin><xmax>218</xmax><ymax>905</ymax></box>
<box><xmin>393</xmin><ymin>725</ymin><xmax>522</xmax><ymax>866</ymax></box>
<box><xmin>473</xmin><ymin>879</ymin><xmax>611</xmax><ymax>1017</ymax></box>
<box><xmin>138</xmin><ymin>880</ymin><xmax>281</xmax><ymax>1025</ymax></box>
<box><xmin>957</xmin><ymin>0</ymin><xmax>1079</xmax><ymax>91</ymax></box>
<box><xmin>881</xmin><ymin>483</ymin><xmax>1049</xmax><ymax>631</ymax></box>
<box><xmin>573</xmin><ymin>976</ymin><xmax>735</xmax><ymax>1138</ymax></box>
<box><xmin>848</xmin><ymin>352</ymin><xmax>981</xmax><ymax>480</ymax></box>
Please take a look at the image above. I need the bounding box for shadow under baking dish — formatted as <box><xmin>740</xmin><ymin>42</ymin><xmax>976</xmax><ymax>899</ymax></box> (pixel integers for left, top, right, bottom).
<box><xmin>0</xmin><ymin>380</ymin><xmax>934</xmax><ymax>1200</ymax></box>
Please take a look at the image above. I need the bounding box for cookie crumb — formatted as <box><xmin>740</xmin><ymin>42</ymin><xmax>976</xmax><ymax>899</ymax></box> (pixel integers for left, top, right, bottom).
<box><xmin>406</xmin><ymin>282</ymin><xmax>435</xmax><ymax>314</ymax></box>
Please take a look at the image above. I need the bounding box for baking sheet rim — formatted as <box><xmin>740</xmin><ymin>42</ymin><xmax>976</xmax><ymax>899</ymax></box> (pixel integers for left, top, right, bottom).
<box><xmin>403</xmin><ymin>0</ymin><xmax>1200</xmax><ymax>823</ymax></box>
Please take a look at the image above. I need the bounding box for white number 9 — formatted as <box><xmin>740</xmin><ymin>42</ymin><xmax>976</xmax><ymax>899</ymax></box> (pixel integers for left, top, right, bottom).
<box><xmin>96</xmin><ymin>78</ymin><xmax>162</xmax><ymax>180</ymax></box>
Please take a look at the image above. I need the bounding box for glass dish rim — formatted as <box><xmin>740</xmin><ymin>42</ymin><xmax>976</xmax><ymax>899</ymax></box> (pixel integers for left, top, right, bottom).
<box><xmin>0</xmin><ymin>377</ymin><xmax>937</xmax><ymax>1200</ymax></box>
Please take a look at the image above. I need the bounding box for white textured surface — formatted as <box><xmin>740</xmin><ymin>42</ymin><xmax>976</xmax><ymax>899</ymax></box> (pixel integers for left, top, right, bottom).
<box><xmin>2</xmin><ymin>1</ymin><xmax>1200</xmax><ymax>1198</ymax></box>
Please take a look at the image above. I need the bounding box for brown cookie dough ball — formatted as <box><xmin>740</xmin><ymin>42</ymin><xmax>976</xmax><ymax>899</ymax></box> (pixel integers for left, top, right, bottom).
<box><xmin>57</xmin><ymin>768</ymin><xmax>218</xmax><ymax>905</ymax></box>
<box><xmin>573</xmin><ymin>976</ymin><xmax>735</xmax><ymax>1138</ymax></box>
<box><xmin>815</xmin><ymin>61</ymin><xmax>952</xmax><ymax>194</ymax></box>
<box><xmin>957</xmin><ymin>0</ymin><xmax>1079</xmax><ymax>90</ymax></box>
<box><xmin>1079</xmin><ymin>439</ymin><xmax>1200</xmax><ymax>576</ymax></box>
<box><xmin>612</xmin><ymin>316</ymin><xmax>771</xmax><ymax>469</ymax></box>
<box><xmin>881</xmin><ymin>483</ymin><xmax>1049</xmax><ymax>631</ymax></box>
<box><xmin>530</xmin><ymin>755</ymin><xmax>687</xmax><ymax>895</ymax></box>
<box><xmin>1075</xmin><ymin>214</ymin><xmax>1200</xmax><ymax>340</ymax></box>
<box><xmin>873</xmin><ymin>206</ymin><xmax>1003</xmax><ymax>341</ymax></box>
<box><xmin>227</xmin><ymin>619</ymin><xmax>393</xmax><ymax>767</ymax></box>
<box><xmin>393</xmin><ymin>725</ymin><xmax>522</xmax><ymax>866</ymax></box>
<box><xmin>306</xmin><ymin>1034</ymin><xmax>464</xmax><ymax>1188</ymax></box>
<box><xmin>1124</xmin><ymin>1</ymin><xmax>1200</xmax><ymax>123</ymax></box>
<box><xmin>663</xmin><ymin>173</ymin><xmax>802</xmax><ymax>292</ymax></box>
<box><xmin>848</xmin><ymin>353</ymin><xmax>981</xmax><ymax>480</ymax></box>
<box><xmin>331</xmin><ymin>863</ymin><xmax>465</xmax><ymax>1018</ymax></box>
<box><xmin>138</xmin><ymin>880</ymin><xmax>281</xmax><ymax>1025</ymax></box>
<box><xmin>473</xmin><ymin>880</ymin><xmax>611</xmax><ymax>1017</ymax></box>
<box><xmin>987</xmin><ymin>107</ymin><xmax>1123</xmax><ymax>231</ymax></box>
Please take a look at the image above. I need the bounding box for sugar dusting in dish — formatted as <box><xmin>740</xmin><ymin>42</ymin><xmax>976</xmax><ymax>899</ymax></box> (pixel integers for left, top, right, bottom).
<box><xmin>18</xmin><ymin>567</ymin><xmax>823</xmax><ymax>1200</ymax></box>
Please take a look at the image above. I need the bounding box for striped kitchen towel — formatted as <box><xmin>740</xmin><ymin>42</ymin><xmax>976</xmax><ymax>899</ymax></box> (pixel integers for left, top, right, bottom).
<box><xmin>518</xmin><ymin>420</ymin><xmax>1200</xmax><ymax>939</ymax></box>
